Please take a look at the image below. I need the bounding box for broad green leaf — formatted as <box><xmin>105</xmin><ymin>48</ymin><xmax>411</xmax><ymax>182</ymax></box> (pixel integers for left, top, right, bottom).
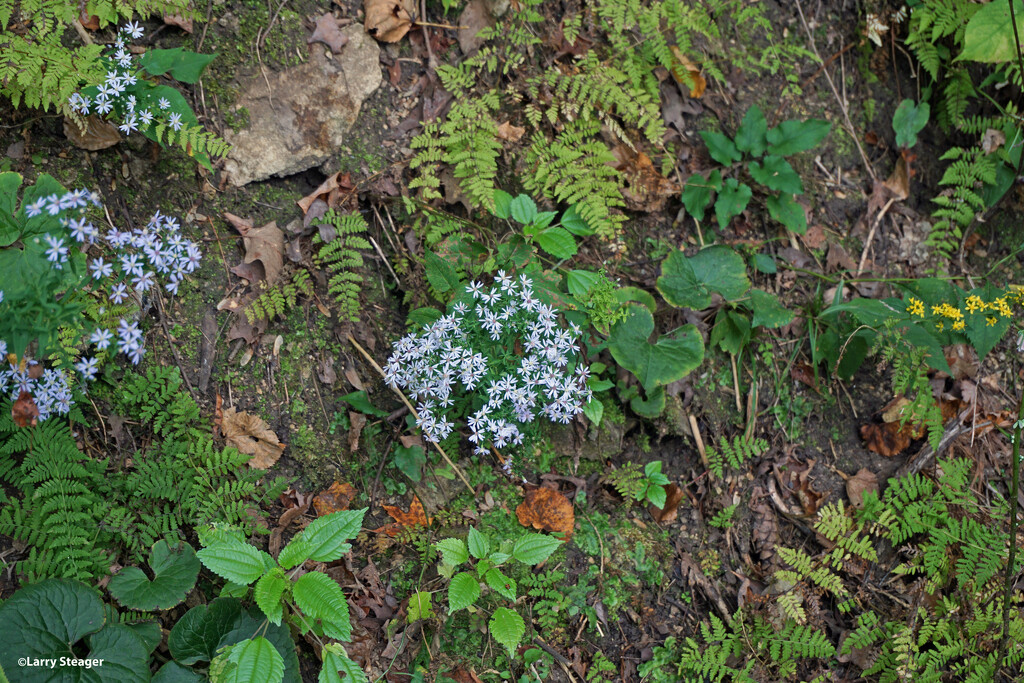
<box><xmin>407</xmin><ymin>591</ymin><xmax>434</xmax><ymax>623</ymax></box>
<box><xmin>197</xmin><ymin>540</ymin><xmax>273</xmax><ymax>586</ymax></box>
<box><xmin>138</xmin><ymin>47</ymin><xmax>217</xmax><ymax>83</ymax></box>
<box><xmin>535</xmin><ymin>226</ymin><xmax>577</xmax><ymax>259</ymax></box>
<box><xmin>648</xmin><ymin>472</ymin><xmax>670</xmax><ymax>486</ymax></box>
<box><xmin>213</xmin><ymin>637</ymin><xmax>284</xmax><ymax>683</ymax></box>
<box><xmin>425</xmin><ymin>249</ymin><xmax>462</xmax><ymax>295</ymax></box>
<box><xmin>435</xmin><ymin>538</ymin><xmax>469</xmax><ymax>567</ymax></box>
<box><xmin>82</xmin><ymin>624</ymin><xmax>151</xmax><ymax>682</ymax></box>
<box><xmin>734</xmin><ymin>106</ymin><xmax>768</xmax><ymax>156</ymax></box>
<box><xmin>293</xmin><ymin>571</ymin><xmax>352</xmax><ymax>641</ymax></box>
<box><xmin>583</xmin><ymin>398</ymin><xmax>604</xmax><ymax>426</ymax></box>
<box><xmin>714</xmin><ymin>178</ymin><xmax>752</xmax><ymax>230</ymax></box>
<box><xmin>747</xmin><ymin>289</ymin><xmax>794</xmax><ymax>328</ymax></box>
<box><xmin>0</xmin><ymin>171</ymin><xmax>22</xmax><ymax>246</ymax></box>
<box><xmin>489</xmin><ymin>607</ymin><xmax>526</xmax><ymax>653</ymax></box>
<box><xmin>766</xmin><ymin>193</ymin><xmax>807</xmax><ymax>234</ymax></box>
<box><xmin>468</xmin><ymin>526</ymin><xmax>490</xmax><ymax>559</ymax></box>
<box><xmin>488</xmin><ymin>551</ymin><xmax>512</xmax><ymax>565</ymax></box>
<box><xmin>302</xmin><ymin>508</ymin><xmax>367</xmax><ymax>562</ymax></box>
<box><xmin>169</xmin><ymin>599</ymin><xmax>245</xmax><ymax>665</ymax></box>
<box><xmin>566</xmin><ymin>269</ymin><xmax>601</xmax><ymax>297</ymax></box>
<box><xmin>407</xmin><ymin>307</ymin><xmax>443</xmax><ymax>327</ymax></box>
<box><xmin>629</xmin><ymin>385</ymin><xmax>666</xmax><ymax>418</ymax></box>
<box><xmin>615</xmin><ymin>285</ymin><xmax>658</xmax><ymax>314</ymax></box>
<box><xmin>560</xmin><ymin>204</ymin><xmax>594</xmax><ymax>235</ymax></box>
<box><xmin>108</xmin><ymin>540</ymin><xmax>200</xmax><ymax>611</ymax></box>
<box><xmin>961</xmin><ymin>0</ymin><xmax>1024</xmax><ymax>63</ymax></box>
<box><xmin>124</xmin><ymin>620</ymin><xmax>162</xmax><ymax>655</ymax></box>
<box><xmin>217</xmin><ymin>609</ymin><xmax>301</xmax><ymax>683</ymax></box>
<box><xmin>531</xmin><ymin>211</ymin><xmax>557</xmax><ymax>230</ymax></box>
<box><xmin>154</xmin><ymin>661</ymin><xmax>206</xmax><ymax>682</ymax></box>
<box><xmin>512</xmin><ymin>534</ymin><xmax>563</xmax><ymax>565</ymax></box>
<box><xmin>748</xmin><ymin>155</ymin><xmax>803</xmax><ymax>194</ymax></box>
<box><xmin>339</xmin><ymin>391</ymin><xmax>389</xmax><ymax>417</ymax></box>
<box><xmin>277</xmin><ymin>538</ymin><xmax>314</xmax><ymax>570</ymax></box>
<box><xmin>710</xmin><ymin>309</ymin><xmax>751</xmax><ymax>355</ymax></box>
<box><xmin>699</xmin><ymin>131</ymin><xmax>741</xmax><ymax>165</ymax></box>
<box><xmin>657</xmin><ymin>245</ymin><xmax>750</xmax><ymax>310</ymax></box>
<box><xmin>448</xmin><ymin>571</ymin><xmax>481</xmax><ymax>612</ymax></box>
<box><xmin>394</xmin><ymin>444</ymin><xmax>426</xmax><ymax>482</ymax></box>
<box><xmin>607</xmin><ymin>304</ymin><xmax>704</xmax><ymax>393</ymax></box>
<box><xmin>766</xmin><ymin>118</ymin><xmax>831</xmax><ymax>156</ymax></box>
<box><xmin>493</xmin><ymin>189</ymin><xmax>514</xmax><ymax>219</ymax></box>
<box><xmin>644</xmin><ymin>461</ymin><xmax>663</xmax><ymax>477</ymax></box>
<box><xmin>892</xmin><ymin>99</ymin><xmax>930</xmax><ymax>148</ymax></box>
<box><xmin>254</xmin><ymin>569</ymin><xmax>289</xmax><ymax>625</ymax></box>
<box><xmin>510</xmin><ymin>194</ymin><xmax>538</xmax><ymax>224</ymax></box>
<box><xmin>485</xmin><ymin>568</ymin><xmax>516</xmax><ymax>600</ymax></box>
<box><xmin>320</xmin><ymin>643</ymin><xmax>369</xmax><ymax>683</ymax></box>
<box><xmin>646</xmin><ymin>484</ymin><xmax>668</xmax><ymax>510</ymax></box>
<box><xmin>681</xmin><ymin>169</ymin><xmax>722</xmax><ymax>222</ymax></box>
<box><xmin>753</xmin><ymin>253</ymin><xmax>777</xmax><ymax>274</ymax></box>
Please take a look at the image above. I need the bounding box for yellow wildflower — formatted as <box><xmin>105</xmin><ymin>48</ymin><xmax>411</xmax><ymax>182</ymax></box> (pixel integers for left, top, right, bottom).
<box><xmin>952</xmin><ymin>320</ymin><xmax>965</xmax><ymax>331</ymax></box>
<box><xmin>906</xmin><ymin>297</ymin><xmax>925</xmax><ymax>317</ymax></box>
<box><xmin>987</xmin><ymin>316</ymin><xmax>998</xmax><ymax>327</ymax></box>
<box><xmin>965</xmin><ymin>295</ymin><xmax>984</xmax><ymax>314</ymax></box>
<box><xmin>936</xmin><ymin>321</ymin><xmax>945</xmax><ymax>331</ymax></box>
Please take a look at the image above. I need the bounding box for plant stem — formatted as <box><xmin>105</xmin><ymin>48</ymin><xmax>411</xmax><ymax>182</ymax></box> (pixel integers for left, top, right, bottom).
<box><xmin>998</xmin><ymin>376</ymin><xmax>1024</xmax><ymax>676</ymax></box>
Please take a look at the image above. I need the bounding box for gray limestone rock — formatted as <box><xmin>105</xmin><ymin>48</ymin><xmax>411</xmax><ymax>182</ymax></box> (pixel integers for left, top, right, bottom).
<box><xmin>223</xmin><ymin>25</ymin><xmax>381</xmax><ymax>186</ymax></box>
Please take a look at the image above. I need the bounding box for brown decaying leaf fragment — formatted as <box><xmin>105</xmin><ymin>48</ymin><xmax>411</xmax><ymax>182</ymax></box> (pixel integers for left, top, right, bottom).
<box><xmin>297</xmin><ymin>171</ymin><xmax>355</xmax><ymax>214</ymax></box>
<box><xmin>364</xmin><ymin>0</ymin><xmax>415</xmax><ymax>43</ymax></box>
<box><xmin>313</xmin><ymin>481</ymin><xmax>357</xmax><ymax>516</ymax></box>
<box><xmin>669</xmin><ymin>46</ymin><xmax>706</xmax><ymax>98</ymax></box>
<box><xmin>846</xmin><ymin>468</ymin><xmax>878</xmax><ymax>509</ymax></box>
<box><xmin>612</xmin><ymin>147</ymin><xmax>679</xmax><ymax>213</ymax></box>
<box><xmin>239</xmin><ymin>221</ymin><xmax>285</xmax><ymax>285</ymax></box>
<box><xmin>860</xmin><ymin>420</ymin><xmax>918</xmax><ymax>458</ymax></box>
<box><xmin>64</xmin><ymin>115</ymin><xmax>120</xmax><ymax>151</ymax></box>
<box><xmin>309</xmin><ymin>13</ymin><xmax>349</xmax><ymax>54</ymax></box>
<box><xmin>221</xmin><ymin>406</ymin><xmax>286</xmax><ymax>469</ymax></box>
<box><xmin>375</xmin><ymin>495</ymin><xmax>431</xmax><ymax>536</ymax></box>
<box><xmin>650</xmin><ymin>484</ymin><xmax>685</xmax><ymax>523</ymax></box>
<box><xmin>515</xmin><ymin>486</ymin><xmax>574</xmax><ymax>540</ymax></box>
<box><xmin>12</xmin><ymin>391</ymin><xmax>39</xmax><ymax>428</ymax></box>
<box><xmin>496</xmin><ymin>121</ymin><xmax>525</xmax><ymax>142</ymax></box>
<box><xmin>348</xmin><ymin>412</ymin><xmax>367</xmax><ymax>453</ymax></box>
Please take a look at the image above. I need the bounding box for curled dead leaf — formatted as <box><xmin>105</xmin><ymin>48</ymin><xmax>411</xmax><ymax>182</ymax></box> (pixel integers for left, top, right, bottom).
<box><xmin>222</xmin><ymin>406</ymin><xmax>286</xmax><ymax>468</ymax></box>
<box><xmin>12</xmin><ymin>391</ymin><xmax>39</xmax><ymax>428</ymax></box>
<box><xmin>375</xmin><ymin>495</ymin><xmax>431</xmax><ymax>536</ymax></box>
<box><xmin>238</xmin><ymin>221</ymin><xmax>284</xmax><ymax>285</ymax></box>
<box><xmin>650</xmin><ymin>483</ymin><xmax>685</xmax><ymax>523</ymax></box>
<box><xmin>860</xmin><ymin>421</ymin><xmax>917</xmax><ymax>458</ymax></box>
<box><xmin>669</xmin><ymin>46</ymin><xmax>706</xmax><ymax>98</ymax></box>
<box><xmin>496</xmin><ymin>121</ymin><xmax>525</xmax><ymax>142</ymax></box>
<box><xmin>348</xmin><ymin>411</ymin><xmax>367</xmax><ymax>453</ymax></box>
<box><xmin>515</xmin><ymin>486</ymin><xmax>574</xmax><ymax>540</ymax></box>
<box><xmin>313</xmin><ymin>481</ymin><xmax>358</xmax><ymax>516</ymax></box>
<box><xmin>364</xmin><ymin>0</ymin><xmax>415</xmax><ymax>43</ymax></box>
<box><xmin>309</xmin><ymin>13</ymin><xmax>349</xmax><ymax>53</ymax></box>
<box><xmin>64</xmin><ymin>115</ymin><xmax>120</xmax><ymax>151</ymax></box>
<box><xmin>846</xmin><ymin>468</ymin><xmax>878</xmax><ymax>509</ymax></box>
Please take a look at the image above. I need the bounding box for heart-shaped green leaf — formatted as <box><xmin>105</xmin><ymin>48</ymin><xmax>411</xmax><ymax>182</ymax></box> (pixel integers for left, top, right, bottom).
<box><xmin>657</xmin><ymin>246</ymin><xmax>750</xmax><ymax>310</ymax></box>
<box><xmin>607</xmin><ymin>305</ymin><xmax>704</xmax><ymax>393</ymax></box>
<box><xmin>748</xmin><ymin>155</ymin><xmax>803</xmax><ymax>194</ymax></box>
<box><xmin>715</xmin><ymin>178</ymin><xmax>752</xmax><ymax>230</ymax></box>
<box><xmin>108</xmin><ymin>540</ymin><xmax>200</xmax><ymax>611</ymax></box>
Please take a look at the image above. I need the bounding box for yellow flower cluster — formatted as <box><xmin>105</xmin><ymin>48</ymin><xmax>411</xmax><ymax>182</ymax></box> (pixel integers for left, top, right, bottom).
<box><xmin>904</xmin><ymin>292</ymin><xmax>1016</xmax><ymax>332</ymax></box>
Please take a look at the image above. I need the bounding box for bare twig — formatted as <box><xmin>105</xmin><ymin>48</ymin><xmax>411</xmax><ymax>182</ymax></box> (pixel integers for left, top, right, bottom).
<box><xmin>857</xmin><ymin>195</ymin><xmax>897</xmax><ymax>275</ymax></box>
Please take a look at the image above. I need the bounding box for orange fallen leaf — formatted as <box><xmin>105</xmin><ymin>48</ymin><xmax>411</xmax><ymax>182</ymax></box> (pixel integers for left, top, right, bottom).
<box><xmin>496</xmin><ymin>121</ymin><xmax>525</xmax><ymax>142</ymax></box>
<box><xmin>12</xmin><ymin>390</ymin><xmax>39</xmax><ymax>428</ymax></box>
<box><xmin>669</xmin><ymin>46</ymin><xmax>706</xmax><ymax>98</ymax></box>
<box><xmin>313</xmin><ymin>481</ymin><xmax>358</xmax><ymax>516</ymax></box>
<box><xmin>364</xmin><ymin>0</ymin><xmax>415</xmax><ymax>43</ymax></box>
<box><xmin>860</xmin><ymin>421</ymin><xmax>917</xmax><ymax>458</ymax></box>
<box><xmin>222</xmin><ymin>406</ymin><xmax>286</xmax><ymax>469</ymax></box>
<box><xmin>516</xmin><ymin>486</ymin><xmax>574</xmax><ymax>541</ymax></box>
<box><xmin>650</xmin><ymin>483</ymin><xmax>685</xmax><ymax>523</ymax></box>
<box><xmin>375</xmin><ymin>495</ymin><xmax>431</xmax><ymax>536</ymax></box>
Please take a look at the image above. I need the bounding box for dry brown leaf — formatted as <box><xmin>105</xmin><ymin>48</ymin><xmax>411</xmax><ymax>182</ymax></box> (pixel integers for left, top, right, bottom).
<box><xmin>344</xmin><ymin>367</ymin><xmax>365</xmax><ymax>391</ymax></box>
<box><xmin>297</xmin><ymin>171</ymin><xmax>355</xmax><ymax>214</ymax></box>
<box><xmin>224</xmin><ymin>211</ymin><xmax>255</xmax><ymax>235</ymax></box>
<box><xmin>650</xmin><ymin>483</ymin><xmax>684</xmax><ymax>523</ymax></box>
<box><xmin>445</xmin><ymin>666</ymin><xmax>484</xmax><ymax>683</ymax></box>
<box><xmin>516</xmin><ymin>486</ymin><xmax>574</xmax><ymax>541</ymax></box>
<box><xmin>669</xmin><ymin>46</ymin><xmax>706</xmax><ymax>98</ymax></box>
<box><xmin>12</xmin><ymin>390</ymin><xmax>39</xmax><ymax>428</ymax></box>
<box><xmin>457</xmin><ymin>0</ymin><xmax>494</xmax><ymax>55</ymax></box>
<box><xmin>348</xmin><ymin>411</ymin><xmax>367</xmax><ymax>453</ymax></box>
<box><xmin>982</xmin><ymin>128</ymin><xmax>1006</xmax><ymax>154</ymax></box>
<box><xmin>213</xmin><ymin>393</ymin><xmax>224</xmax><ymax>438</ymax></box>
<box><xmin>860</xmin><ymin>421</ymin><xmax>917</xmax><ymax>458</ymax></box>
<box><xmin>944</xmin><ymin>344</ymin><xmax>978</xmax><ymax>380</ymax></box>
<box><xmin>364</xmin><ymin>0</ymin><xmax>415</xmax><ymax>43</ymax></box>
<box><xmin>883</xmin><ymin>155</ymin><xmax>910</xmax><ymax>200</ymax></box>
<box><xmin>496</xmin><ymin>121</ymin><xmax>525</xmax><ymax>142</ymax></box>
<box><xmin>64</xmin><ymin>115</ymin><xmax>120</xmax><ymax>151</ymax></box>
<box><xmin>846</xmin><ymin>468</ymin><xmax>878</xmax><ymax>509</ymax></box>
<box><xmin>163</xmin><ymin>12</ymin><xmax>193</xmax><ymax>33</ymax></box>
<box><xmin>375</xmin><ymin>495</ymin><xmax>431</xmax><ymax>536</ymax></box>
<box><xmin>222</xmin><ymin>406</ymin><xmax>286</xmax><ymax>468</ymax></box>
<box><xmin>800</xmin><ymin>222</ymin><xmax>826</xmax><ymax>250</ymax></box>
<box><xmin>309</xmin><ymin>13</ymin><xmax>349</xmax><ymax>53</ymax></box>
<box><xmin>240</xmin><ymin>221</ymin><xmax>284</xmax><ymax>285</ymax></box>
<box><xmin>313</xmin><ymin>481</ymin><xmax>357</xmax><ymax>516</ymax></box>
<box><xmin>80</xmin><ymin>9</ymin><xmax>100</xmax><ymax>30</ymax></box>
<box><xmin>612</xmin><ymin>146</ymin><xmax>679</xmax><ymax>212</ymax></box>
<box><xmin>278</xmin><ymin>502</ymin><xmax>309</xmax><ymax>528</ymax></box>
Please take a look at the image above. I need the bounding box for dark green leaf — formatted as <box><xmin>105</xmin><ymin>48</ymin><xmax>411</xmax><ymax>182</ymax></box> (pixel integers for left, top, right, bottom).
<box><xmin>710</xmin><ymin>309</ymin><xmax>751</xmax><ymax>355</ymax></box>
<box><xmin>448</xmin><ymin>572</ymin><xmax>480</xmax><ymax>612</ymax></box>
<box><xmin>468</xmin><ymin>526</ymin><xmax>490</xmax><ymax>559</ymax></box>
<box><xmin>108</xmin><ymin>540</ymin><xmax>200</xmax><ymax>611</ymax></box>
<box><xmin>511</xmin><ymin>534</ymin><xmax>562</xmax><ymax>565</ymax></box>
<box><xmin>509</xmin><ymin>195</ymin><xmax>538</xmax><ymax>224</ymax></box>
<box><xmin>766</xmin><ymin>118</ymin><xmax>831</xmax><ymax>156</ymax></box>
<box><xmin>646</xmin><ymin>484</ymin><xmax>668</xmax><ymax>510</ymax></box>
<box><xmin>566</xmin><ymin>269</ymin><xmax>601</xmax><ymax>297</ymax></box>
<box><xmin>657</xmin><ymin>245</ymin><xmax>750</xmax><ymax>310</ymax></box>
<box><xmin>339</xmin><ymin>390</ymin><xmax>389</xmax><ymax>417</ymax></box>
<box><xmin>560</xmin><ymin>204</ymin><xmax>594</xmax><ymax>235</ymax></box>
<box><xmin>607</xmin><ymin>305</ymin><xmax>704</xmax><ymax>392</ymax></box>
<box><xmin>485</xmin><ymin>568</ymin><xmax>516</xmax><ymax>600</ymax></box>
<box><xmin>700</xmin><ymin>131</ymin><xmax>741</xmax><ymax>165</ymax></box>
<box><xmin>748</xmin><ymin>155</ymin><xmax>803</xmax><ymax>194</ymax></box>
<box><xmin>153</xmin><ymin>661</ymin><xmax>206</xmax><ymax>683</ymax></box>
<box><xmin>753</xmin><ymin>253</ymin><xmax>777</xmax><ymax>273</ymax></box>
<box><xmin>961</xmin><ymin>0</ymin><xmax>1024</xmax><ymax>63</ymax></box>
<box><xmin>746</xmin><ymin>289</ymin><xmax>794</xmax><ymax>328</ymax></box>
<box><xmin>424</xmin><ymin>249</ymin><xmax>462</xmax><ymax>295</ymax></box>
<box><xmin>535</xmin><ymin>226</ymin><xmax>577</xmax><ymax>259</ymax></box>
<box><xmin>714</xmin><ymin>178</ymin><xmax>752</xmax><ymax>230</ymax></box>
<box><xmin>493</xmin><ymin>190</ymin><xmax>513</xmax><ymax>219</ymax></box>
<box><xmin>394</xmin><ymin>444</ymin><xmax>426</xmax><ymax>482</ymax></box>
<box><xmin>735</xmin><ymin>106</ymin><xmax>768</xmax><ymax>157</ymax></box>
<box><xmin>766</xmin><ymin>193</ymin><xmax>807</xmax><ymax>234</ymax></box>
<box><xmin>169</xmin><ymin>598</ymin><xmax>245</xmax><ymax>665</ymax></box>
<box><xmin>681</xmin><ymin>169</ymin><xmax>722</xmax><ymax>222</ymax></box>
<box><xmin>892</xmin><ymin>99</ymin><xmax>930</xmax><ymax>148</ymax></box>
<box><xmin>138</xmin><ymin>48</ymin><xmax>217</xmax><ymax>83</ymax></box>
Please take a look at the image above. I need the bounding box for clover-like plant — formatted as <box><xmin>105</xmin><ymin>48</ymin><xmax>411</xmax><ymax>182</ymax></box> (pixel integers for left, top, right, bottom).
<box><xmin>682</xmin><ymin>105</ymin><xmax>830</xmax><ymax>234</ymax></box>
<box><xmin>431</xmin><ymin>527</ymin><xmax>563</xmax><ymax>655</ymax></box>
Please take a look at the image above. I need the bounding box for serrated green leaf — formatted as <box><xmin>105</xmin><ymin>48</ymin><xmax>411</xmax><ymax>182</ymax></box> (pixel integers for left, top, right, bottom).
<box><xmin>646</xmin><ymin>484</ymin><xmax>668</xmax><ymax>510</ymax></box>
<box><xmin>735</xmin><ymin>106</ymin><xmax>768</xmax><ymax>157</ymax></box>
<box><xmin>753</xmin><ymin>253</ymin><xmax>777</xmax><ymax>274</ymax></box>
<box><xmin>108</xmin><ymin>540</ymin><xmax>200</xmax><ymax>611</ymax></box>
<box><xmin>435</xmin><ymin>538</ymin><xmax>469</xmax><ymax>567</ymax></box>
<box><xmin>302</xmin><ymin>508</ymin><xmax>367</xmax><ymax>563</ymax></box>
<box><xmin>766</xmin><ymin>193</ymin><xmax>807</xmax><ymax>234</ymax></box>
<box><xmin>681</xmin><ymin>170</ymin><xmax>722</xmax><ymax>222</ymax></box>
<box><xmin>213</xmin><ymin>637</ymin><xmax>284</xmax><ymax>683</ymax></box>
<box><xmin>448</xmin><ymin>572</ymin><xmax>481</xmax><ymax>612</ymax></box>
<box><xmin>657</xmin><ymin>245</ymin><xmax>750</xmax><ymax>310</ymax></box>
<box><xmin>485</xmin><ymin>568</ymin><xmax>516</xmax><ymax>600</ymax></box>
<box><xmin>961</xmin><ymin>0</ymin><xmax>1024</xmax><ymax>63</ymax></box>
<box><xmin>512</xmin><ymin>534</ymin><xmax>563</xmax><ymax>565</ymax></box>
<box><xmin>197</xmin><ymin>540</ymin><xmax>273</xmax><ymax>586</ymax></box>
<box><xmin>700</xmin><ymin>131</ymin><xmax>741</xmax><ymax>165</ymax></box>
<box><xmin>643</xmin><ymin>461</ymin><xmax>663</xmax><ymax>477</ymax></box>
<box><xmin>217</xmin><ymin>608</ymin><xmax>301</xmax><ymax>683</ymax></box>
<box><xmin>169</xmin><ymin>598</ymin><xmax>245</xmax><ymax>665</ymax></box>
<box><xmin>320</xmin><ymin>643</ymin><xmax>369</xmax><ymax>683</ymax></box>
<box><xmin>607</xmin><ymin>305</ymin><xmax>704</xmax><ymax>393</ymax></box>
<box><xmin>510</xmin><ymin>195</ymin><xmax>538</xmax><ymax>224</ymax></box>
<box><xmin>566</xmin><ymin>269</ymin><xmax>601</xmax><ymax>297</ymax></box>
<box><xmin>747</xmin><ymin>289</ymin><xmax>794</xmax><ymax>328</ymax></box>
<box><xmin>489</xmin><ymin>607</ymin><xmax>526</xmax><ymax>653</ymax></box>
<box><xmin>254</xmin><ymin>570</ymin><xmax>289</xmax><ymax>625</ymax></box>
<box><xmin>293</xmin><ymin>572</ymin><xmax>351</xmax><ymax>641</ymax></box>
<box><xmin>535</xmin><ymin>226</ymin><xmax>577</xmax><ymax>259</ymax></box>
<box><xmin>493</xmin><ymin>190</ymin><xmax>513</xmax><ymax>219</ymax></box>
<box><xmin>277</xmin><ymin>539</ymin><xmax>313</xmax><ymax>570</ymax></box>
<box><xmin>892</xmin><ymin>99</ymin><xmax>930</xmax><ymax>148</ymax></box>
<box><xmin>407</xmin><ymin>591</ymin><xmax>434</xmax><ymax>623</ymax></box>
<box><xmin>748</xmin><ymin>155</ymin><xmax>803</xmax><ymax>194</ymax></box>
<box><xmin>425</xmin><ymin>249</ymin><xmax>462</xmax><ymax>295</ymax></box>
<box><xmin>766</xmin><ymin>118</ymin><xmax>831</xmax><ymax>156</ymax></box>
<box><xmin>468</xmin><ymin>526</ymin><xmax>490</xmax><ymax>559</ymax></box>
<box><xmin>560</xmin><ymin>204</ymin><xmax>594</xmax><ymax>235</ymax></box>
<box><xmin>715</xmin><ymin>178</ymin><xmax>752</xmax><ymax>230</ymax></box>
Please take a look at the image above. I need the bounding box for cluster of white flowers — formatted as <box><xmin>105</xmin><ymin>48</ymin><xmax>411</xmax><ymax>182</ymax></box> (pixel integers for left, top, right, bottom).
<box><xmin>384</xmin><ymin>272</ymin><xmax>592</xmax><ymax>470</ymax></box>
<box><xmin>67</xmin><ymin>23</ymin><xmax>185</xmax><ymax>134</ymax></box>
<box><xmin>0</xmin><ymin>187</ymin><xmax>201</xmax><ymax>421</ymax></box>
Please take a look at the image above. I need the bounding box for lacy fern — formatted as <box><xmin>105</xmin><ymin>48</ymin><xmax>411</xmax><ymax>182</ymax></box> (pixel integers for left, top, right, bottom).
<box><xmin>313</xmin><ymin>210</ymin><xmax>370</xmax><ymax>322</ymax></box>
<box><xmin>244</xmin><ymin>269</ymin><xmax>313</xmax><ymax>324</ymax></box>
<box><xmin>705</xmin><ymin>435</ymin><xmax>768</xmax><ymax>478</ymax></box>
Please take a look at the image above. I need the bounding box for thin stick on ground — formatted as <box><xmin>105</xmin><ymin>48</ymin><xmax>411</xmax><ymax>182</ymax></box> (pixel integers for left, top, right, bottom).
<box><xmin>347</xmin><ymin>334</ymin><xmax>475</xmax><ymax>495</ymax></box>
